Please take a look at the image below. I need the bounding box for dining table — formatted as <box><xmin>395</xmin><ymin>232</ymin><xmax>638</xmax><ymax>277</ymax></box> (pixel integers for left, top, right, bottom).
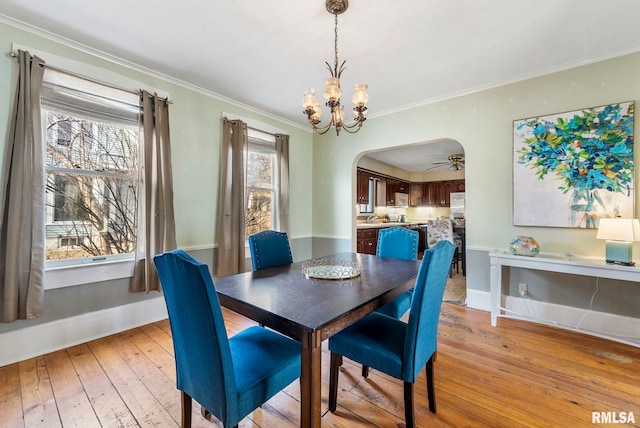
<box><xmin>214</xmin><ymin>252</ymin><xmax>421</xmax><ymax>428</ymax></box>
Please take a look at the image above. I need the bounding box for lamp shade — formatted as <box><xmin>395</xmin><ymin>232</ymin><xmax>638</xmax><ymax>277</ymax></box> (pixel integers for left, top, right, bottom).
<box><xmin>596</xmin><ymin>218</ymin><xmax>640</xmax><ymax>241</ymax></box>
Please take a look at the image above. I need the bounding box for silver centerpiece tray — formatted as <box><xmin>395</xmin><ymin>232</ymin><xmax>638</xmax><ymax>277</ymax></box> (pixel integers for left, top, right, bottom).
<box><xmin>302</xmin><ymin>257</ymin><xmax>361</xmax><ymax>280</ymax></box>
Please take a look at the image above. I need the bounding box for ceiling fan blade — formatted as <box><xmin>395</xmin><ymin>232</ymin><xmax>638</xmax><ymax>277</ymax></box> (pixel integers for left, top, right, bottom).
<box><xmin>424</xmin><ymin>164</ymin><xmax>448</xmax><ymax>171</ymax></box>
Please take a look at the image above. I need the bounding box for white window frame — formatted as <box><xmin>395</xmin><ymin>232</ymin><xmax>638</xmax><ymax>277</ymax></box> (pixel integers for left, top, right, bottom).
<box><xmin>13</xmin><ymin>44</ymin><xmax>168</xmax><ymax>289</ymax></box>
<box><xmin>246</xmin><ymin>137</ymin><xmax>278</xmax><ymax>239</ymax></box>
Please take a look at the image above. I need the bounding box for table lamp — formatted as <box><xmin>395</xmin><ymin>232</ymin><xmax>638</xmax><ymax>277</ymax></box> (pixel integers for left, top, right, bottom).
<box><xmin>596</xmin><ymin>218</ymin><xmax>640</xmax><ymax>266</ymax></box>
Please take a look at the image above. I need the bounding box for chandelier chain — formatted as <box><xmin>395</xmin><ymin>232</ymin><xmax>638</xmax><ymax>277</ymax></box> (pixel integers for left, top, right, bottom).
<box><xmin>333</xmin><ymin>12</ymin><xmax>339</xmax><ymax>74</ymax></box>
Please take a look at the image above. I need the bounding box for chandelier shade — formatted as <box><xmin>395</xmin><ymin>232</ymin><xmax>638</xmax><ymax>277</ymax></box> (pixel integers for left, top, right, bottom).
<box><xmin>302</xmin><ymin>0</ymin><xmax>369</xmax><ymax>135</ymax></box>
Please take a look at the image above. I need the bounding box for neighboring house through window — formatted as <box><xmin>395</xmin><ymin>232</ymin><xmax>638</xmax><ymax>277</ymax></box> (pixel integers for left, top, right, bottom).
<box><xmin>41</xmin><ymin>70</ymin><xmax>141</xmax><ymax>266</ymax></box>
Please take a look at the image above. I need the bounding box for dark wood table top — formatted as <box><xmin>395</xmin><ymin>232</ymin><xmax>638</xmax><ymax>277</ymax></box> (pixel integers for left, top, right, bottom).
<box><xmin>214</xmin><ymin>252</ymin><xmax>420</xmax><ymax>342</ymax></box>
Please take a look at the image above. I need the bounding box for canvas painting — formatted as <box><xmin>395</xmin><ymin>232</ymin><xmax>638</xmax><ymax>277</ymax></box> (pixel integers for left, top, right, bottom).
<box><xmin>513</xmin><ymin>101</ymin><xmax>635</xmax><ymax>228</ymax></box>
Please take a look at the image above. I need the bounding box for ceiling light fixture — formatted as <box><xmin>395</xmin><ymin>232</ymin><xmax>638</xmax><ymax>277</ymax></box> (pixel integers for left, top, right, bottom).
<box><xmin>302</xmin><ymin>0</ymin><xmax>369</xmax><ymax>135</ymax></box>
<box><xmin>448</xmin><ymin>154</ymin><xmax>465</xmax><ymax>171</ymax></box>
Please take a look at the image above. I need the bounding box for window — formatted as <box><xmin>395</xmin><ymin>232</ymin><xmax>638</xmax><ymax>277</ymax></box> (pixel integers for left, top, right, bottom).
<box><xmin>245</xmin><ymin>138</ymin><xmax>276</xmax><ymax>238</ymax></box>
<box><xmin>41</xmin><ymin>71</ymin><xmax>141</xmax><ymax>265</ymax></box>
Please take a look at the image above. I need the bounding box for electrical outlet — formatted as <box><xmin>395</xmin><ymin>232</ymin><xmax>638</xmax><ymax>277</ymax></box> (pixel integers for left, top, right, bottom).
<box><xmin>519</xmin><ymin>282</ymin><xmax>528</xmax><ymax>296</ymax></box>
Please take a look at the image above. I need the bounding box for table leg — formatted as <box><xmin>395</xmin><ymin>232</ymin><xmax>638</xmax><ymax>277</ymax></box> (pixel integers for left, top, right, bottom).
<box><xmin>300</xmin><ymin>333</ymin><xmax>322</xmax><ymax>428</ymax></box>
<box><xmin>489</xmin><ymin>256</ymin><xmax>500</xmax><ymax>326</ymax></box>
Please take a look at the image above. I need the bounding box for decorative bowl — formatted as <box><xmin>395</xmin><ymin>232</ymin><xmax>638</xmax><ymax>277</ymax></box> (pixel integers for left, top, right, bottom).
<box><xmin>509</xmin><ymin>236</ymin><xmax>540</xmax><ymax>257</ymax></box>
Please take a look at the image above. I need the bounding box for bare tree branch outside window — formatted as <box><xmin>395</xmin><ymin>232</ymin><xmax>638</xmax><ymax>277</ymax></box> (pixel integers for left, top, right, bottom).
<box><xmin>44</xmin><ymin>112</ymin><xmax>139</xmax><ymax>261</ymax></box>
<box><xmin>245</xmin><ymin>148</ymin><xmax>275</xmax><ymax>238</ymax></box>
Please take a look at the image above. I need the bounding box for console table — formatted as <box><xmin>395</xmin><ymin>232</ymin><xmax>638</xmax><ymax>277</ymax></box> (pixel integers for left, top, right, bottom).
<box><xmin>489</xmin><ymin>252</ymin><xmax>640</xmax><ymax>345</ymax></box>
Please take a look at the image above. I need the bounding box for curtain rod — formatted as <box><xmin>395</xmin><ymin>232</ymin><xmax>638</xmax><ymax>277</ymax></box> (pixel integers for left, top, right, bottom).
<box><xmin>247</xmin><ymin>125</ymin><xmax>277</xmax><ymax>137</ymax></box>
<box><xmin>8</xmin><ymin>51</ymin><xmax>173</xmax><ymax>104</ymax></box>
<box><xmin>223</xmin><ymin>117</ymin><xmax>278</xmax><ymax>138</ymax></box>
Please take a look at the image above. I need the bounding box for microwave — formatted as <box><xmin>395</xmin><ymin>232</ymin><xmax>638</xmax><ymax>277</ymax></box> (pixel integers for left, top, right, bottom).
<box><xmin>395</xmin><ymin>192</ymin><xmax>409</xmax><ymax>207</ymax></box>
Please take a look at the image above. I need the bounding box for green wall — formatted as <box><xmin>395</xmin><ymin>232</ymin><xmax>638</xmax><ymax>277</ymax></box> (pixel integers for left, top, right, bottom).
<box><xmin>312</xmin><ymin>52</ymin><xmax>640</xmax><ymax>291</ymax></box>
<box><xmin>0</xmin><ymin>20</ymin><xmax>314</xmax><ymax>251</ymax></box>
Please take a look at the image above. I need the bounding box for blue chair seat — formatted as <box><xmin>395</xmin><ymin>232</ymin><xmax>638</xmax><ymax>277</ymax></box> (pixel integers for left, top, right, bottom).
<box><xmin>230</xmin><ymin>326</ymin><xmax>301</xmax><ymax>418</ymax></box>
<box><xmin>375</xmin><ymin>291</ymin><xmax>413</xmax><ymax>319</ymax></box>
<box><xmin>329</xmin><ymin>312</ymin><xmax>407</xmax><ymax>379</ymax></box>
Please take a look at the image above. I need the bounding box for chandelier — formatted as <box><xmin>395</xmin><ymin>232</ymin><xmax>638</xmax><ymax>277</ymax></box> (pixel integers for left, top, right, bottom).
<box><xmin>302</xmin><ymin>0</ymin><xmax>369</xmax><ymax>135</ymax></box>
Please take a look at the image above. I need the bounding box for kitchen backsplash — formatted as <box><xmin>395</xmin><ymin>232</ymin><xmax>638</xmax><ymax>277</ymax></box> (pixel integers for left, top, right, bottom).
<box><xmin>357</xmin><ymin>206</ymin><xmax>459</xmax><ymax>222</ymax></box>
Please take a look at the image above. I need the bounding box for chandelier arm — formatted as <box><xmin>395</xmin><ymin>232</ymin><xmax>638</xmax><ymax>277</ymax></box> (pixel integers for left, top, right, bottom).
<box><xmin>310</xmin><ymin>118</ymin><xmax>335</xmax><ymax>135</ymax></box>
<box><xmin>340</xmin><ymin>126</ymin><xmax>362</xmax><ymax>134</ymax></box>
<box><xmin>339</xmin><ymin>121</ymin><xmax>364</xmax><ymax>133</ymax></box>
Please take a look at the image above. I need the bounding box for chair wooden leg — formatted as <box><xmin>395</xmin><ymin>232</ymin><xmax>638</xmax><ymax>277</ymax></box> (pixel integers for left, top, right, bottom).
<box><xmin>329</xmin><ymin>352</ymin><xmax>343</xmax><ymax>412</ymax></box>
<box><xmin>181</xmin><ymin>391</ymin><xmax>192</xmax><ymax>428</ymax></box>
<box><xmin>200</xmin><ymin>406</ymin><xmax>212</xmax><ymax>421</ymax></box>
<box><xmin>426</xmin><ymin>353</ymin><xmax>437</xmax><ymax>413</ymax></box>
<box><xmin>403</xmin><ymin>381</ymin><xmax>415</xmax><ymax>428</ymax></box>
<box><xmin>361</xmin><ymin>365</ymin><xmax>370</xmax><ymax>378</ymax></box>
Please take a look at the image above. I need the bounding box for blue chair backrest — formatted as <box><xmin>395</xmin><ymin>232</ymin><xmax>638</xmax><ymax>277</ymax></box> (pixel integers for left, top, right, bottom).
<box><xmin>248</xmin><ymin>230</ymin><xmax>293</xmax><ymax>270</ymax></box>
<box><xmin>402</xmin><ymin>240</ymin><xmax>455</xmax><ymax>382</ymax></box>
<box><xmin>153</xmin><ymin>249</ymin><xmax>238</xmax><ymax>424</ymax></box>
<box><xmin>376</xmin><ymin>226</ymin><xmax>419</xmax><ymax>260</ymax></box>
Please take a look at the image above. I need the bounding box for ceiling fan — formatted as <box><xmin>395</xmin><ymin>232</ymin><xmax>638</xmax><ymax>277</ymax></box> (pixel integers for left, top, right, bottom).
<box><xmin>426</xmin><ymin>153</ymin><xmax>465</xmax><ymax>171</ymax></box>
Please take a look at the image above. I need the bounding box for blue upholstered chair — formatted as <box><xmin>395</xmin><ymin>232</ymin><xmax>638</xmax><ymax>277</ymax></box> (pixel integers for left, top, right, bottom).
<box><xmin>248</xmin><ymin>230</ymin><xmax>293</xmax><ymax>271</ymax></box>
<box><xmin>328</xmin><ymin>240</ymin><xmax>455</xmax><ymax>427</ymax></box>
<box><xmin>375</xmin><ymin>226</ymin><xmax>419</xmax><ymax>319</ymax></box>
<box><xmin>154</xmin><ymin>249</ymin><xmax>301</xmax><ymax>428</ymax></box>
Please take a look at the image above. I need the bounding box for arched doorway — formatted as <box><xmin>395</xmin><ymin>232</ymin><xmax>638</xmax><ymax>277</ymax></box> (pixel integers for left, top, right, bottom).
<box><xmin>354</xmin><ymin>139</ymin><xmax>466</xmax><ymax>305</ymax></box>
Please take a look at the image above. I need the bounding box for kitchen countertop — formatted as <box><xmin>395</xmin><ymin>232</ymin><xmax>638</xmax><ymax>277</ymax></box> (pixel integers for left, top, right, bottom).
<box><xmin>357</xmin><ymin>222</ymin><xmax>421</xmax><ymax>229</ymax></box>
<box><xmin>357</xmin><ymin>222</ymin><xmax>466</xmax><ymax>229</ymax></box>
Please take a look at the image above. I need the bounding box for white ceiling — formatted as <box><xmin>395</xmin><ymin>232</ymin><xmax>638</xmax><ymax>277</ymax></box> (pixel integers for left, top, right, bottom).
<box><xmin>365</xmin><ymin>139</ymin><xmax>465</xmax><ymax>172</ymax></box>
<box><xmin>2</xmin><ymin>0</ymin><xmax>640</xmax><ymax>170</ymax></box>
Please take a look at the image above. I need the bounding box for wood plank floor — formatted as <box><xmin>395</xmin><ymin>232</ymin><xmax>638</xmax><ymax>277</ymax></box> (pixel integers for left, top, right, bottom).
<box><xmin>1</xmin><ymin>303</ymin><xmax>638</xmax><ymax>427</ymax></box>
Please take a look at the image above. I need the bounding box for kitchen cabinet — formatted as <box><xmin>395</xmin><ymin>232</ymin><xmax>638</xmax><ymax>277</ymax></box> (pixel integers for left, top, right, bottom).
<box><xmin>384</xmin><ymin>179</ymin><xmax>410</xmax><ymax>206</ymax></box>
<box><xmin>395</xmin><ymin>180</ymin><xmax>409</xmax><ymax>194</ymax></box>
<box><xmin>410</xmin><ymin>183</ymin><xmax>422</xmax><ymax>207</ymax></box>
<box><xmin>356</xmin><ymin>169</ymin><xmax>371</xmax><ymax>204</ymax></box>
<box><xmin>357</xmin><ymin>228</ymin><xmax>378</xmax><ymax>254</ymax></box>
<box><xmin>410</xmin><ymin>182</ymin><xmax>433</xmax><ymax>207</ymax></box>
<box><xmin>453</xmin><ymin>179</ymin><xmax>465</xmax><ymax>192</ymax></box>
<box><xmin>356</xmin><ymin>167</ymin><xmax>463</xmax><ymax>208</ymax></box>
<box><xmin>385</xmin><ymin>179</ymin><xmax>397</xmax><ymax>205</ymax></box>
<box><xmin>431</xmin><ymin>182</ymin><xmax>446</xmax><ymax>206</ymax></box>
<box><xmin>410</xmin><ymin>179</ymin><xmax>465</xmax><ymax>207</ymax></box>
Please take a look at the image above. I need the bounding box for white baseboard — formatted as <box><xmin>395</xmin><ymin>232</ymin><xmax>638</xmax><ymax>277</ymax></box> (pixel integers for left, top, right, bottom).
<box><xmin>0</xmin><ymin>297</ymin><xmax>168</xmax><ymax>367</ymax></box>
<box><xmin>502</xmin><ymin>295</ymin><xmax>640</xmax><ymax>347</ymax></box>
<box><xmin>453</xmin><ymin>289</ymin><xmax>639</xmax><ymax>347</ymax></box>
<box><xmin>466</xmin><ymin>289</ymin><xmax>491</xmax><ymax>311</ymax></box>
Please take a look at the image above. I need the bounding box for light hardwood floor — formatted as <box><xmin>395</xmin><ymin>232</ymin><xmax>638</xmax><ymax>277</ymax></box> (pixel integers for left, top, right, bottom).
<box><xmin>442</xmin><ymin>269</ymin><xmax>466</xmax><ymax>304</ymax></box>
<box><xmin>1</xmin><ymin>303</ymin><xmax>638</xmax><ymax>427</ymax></box>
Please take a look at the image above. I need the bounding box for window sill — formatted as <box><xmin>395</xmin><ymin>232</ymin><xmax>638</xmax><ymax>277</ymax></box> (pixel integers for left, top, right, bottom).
<box><xmin>45</xmin><ymin>257</ymin><xmax>135</xmax><ymax>290</ymax></box>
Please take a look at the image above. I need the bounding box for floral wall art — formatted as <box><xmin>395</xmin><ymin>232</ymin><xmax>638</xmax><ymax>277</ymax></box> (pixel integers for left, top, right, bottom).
<box><xmin>513</xmin><ymin>102</ymin><xmax>634</xmax><ymax>228</ymax></box>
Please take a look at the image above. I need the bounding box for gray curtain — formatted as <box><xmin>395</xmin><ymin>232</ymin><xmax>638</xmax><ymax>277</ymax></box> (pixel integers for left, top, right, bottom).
<box><xmin>275</xmin><ymin>134</ymin><xmax>290</xmax><ymax>234</ymax></box>
<box><xmin>0</xmin><ymin>50</ymin><xmax>46</xmax><ymax>322</ymax></box>
<box><xmin>130</xmin><ymin>90</ymin><xmax>176</xmax><ymax>293</ymax></box>
<box><xmin>216</xmin><ymin>118</ymin><xmax>248</xmax><ymax>277</ymax></box>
